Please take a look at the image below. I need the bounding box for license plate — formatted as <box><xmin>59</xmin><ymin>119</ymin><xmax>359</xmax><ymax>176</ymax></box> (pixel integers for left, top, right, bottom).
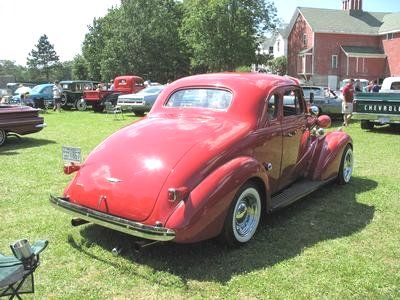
<box><xmin>378</xmin><ymin>117</ymin><xmax>390</xmax><ymax>124</ymax></box>
<box><xmin>62</xmin><ymin>146</ymin><xmax>81</xmax><ymax>164</ymax></box>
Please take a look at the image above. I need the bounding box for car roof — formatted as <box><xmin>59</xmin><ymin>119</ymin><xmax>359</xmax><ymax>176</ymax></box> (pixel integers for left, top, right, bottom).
<box><xmin>151</xmin><ymin>73</ymin><xmax>299</xmax><ymax>121</ymax></box>
<box><xmin>60</xmin><ymin>80</ymin><xmax>98</xmax><ymax>84</ymax></box>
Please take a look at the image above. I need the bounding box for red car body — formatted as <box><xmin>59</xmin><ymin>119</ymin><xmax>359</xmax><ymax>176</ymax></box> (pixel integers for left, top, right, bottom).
<box><xmin>82</xmin><ymin>75</ymin><xmax>145</xmax><ymax>111</ymax></box>
<box><xmin>51</xmin><ymin>73</ymin><xmax>353</xmax><ymax>245</ymax></box>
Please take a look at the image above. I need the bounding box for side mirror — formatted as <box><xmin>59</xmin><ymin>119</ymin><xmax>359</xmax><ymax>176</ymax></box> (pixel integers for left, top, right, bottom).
<box><xmin>310</xmin><ymin>105</ymin><xmax>319</xmax><ymax>116</ymax></box>
<box><xmin>309</xmin><ymin>92</ymin><xmax>314</xmax><ymax>103</ymax></box>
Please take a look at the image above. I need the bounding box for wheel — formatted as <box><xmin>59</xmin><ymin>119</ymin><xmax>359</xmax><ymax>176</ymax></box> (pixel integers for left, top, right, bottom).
<box><xmin>221</xmin><ymin>182</ymin><xmax>262</xmax><ymax>246</ymax></box>
<box><xmin>361</xmin><ymin>120</ymin><xmax>374</xmax><ymax>130</ymax></box>
<box><xmin>45</xmin><ymin>100</ymin><xmax>54</xmax><ymax>110</ymax></box>
<box><xmin>60</xmin><ymin>94</ymin><xmax>68</xmax><ymax>107</ymax></box>
<box><xmin>0</xmin><ymin>129</ymin><xmax>7</xmax><ymax>146</ymax></box>
<box><xmin>93</xmin><ymin>103</ymin><xmax>104</xmax><ymax>113</ymax></box>
<box><xmin>133</xmin><ymin>111</ymin><xmax>145</xmax><ymax>117</ymax></box>
<box><xmin>75</xmin><ymin>99</ymin><xmax>87</xmax><ymax>111</ymax></box>
<box><xmin>337</xmin><ymin>144</ymin><xmax>353</xmax><ymax>185</ymax></box>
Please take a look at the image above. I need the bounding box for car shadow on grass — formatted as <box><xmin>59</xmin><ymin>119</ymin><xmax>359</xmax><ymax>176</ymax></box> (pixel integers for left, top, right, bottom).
<box><xmin>72</xmin><ymin>176</ymin><xmax>376</xmax><ymax>284</ymax></box>
<box><xmin>0</xmin><ymin>136</ymin><xmax>56</xmax><ymax>155</ymax></box>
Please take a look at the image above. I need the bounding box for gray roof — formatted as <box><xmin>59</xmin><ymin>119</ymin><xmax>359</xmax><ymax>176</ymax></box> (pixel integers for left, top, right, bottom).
<box><xmin>380</xmin><ymin>13</ymin><xmax>400</xmax><ymax>34</ymax></box>
<box><xmin>341</xmin><ymin>46</ymin><xmax>386</xmax><ymax>58</ymax></box>
<box><xmin>296</xmin><ymin>7</ymin><xmax>398</xmax><ymax>36</ymax></box>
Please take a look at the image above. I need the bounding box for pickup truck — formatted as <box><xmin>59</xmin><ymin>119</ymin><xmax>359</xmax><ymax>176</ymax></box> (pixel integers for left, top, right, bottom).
<box><xmin>82</xmin><ymin>75</ymin><xmax>145</xmax><ymax>112</ymax></box>
<box><xmin>353</xmin><ymin>77</ymin><xmax>400</xmax><ymax>129</ymax></box>
<box><xmin>0</xmin><ymin>105</ymin><xmax>46</xmax><ymax>146</ymax></box>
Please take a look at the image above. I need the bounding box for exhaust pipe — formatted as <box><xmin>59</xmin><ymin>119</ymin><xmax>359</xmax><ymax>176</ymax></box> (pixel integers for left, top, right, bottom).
<box><xmin>71</xmin><ymin>218</ymin><xmax>89</xmax><ymax>227</ymax></box>
<box><xmin>112</xmin><ymin>246</ymin><xmax>123</xmax><ymax>256</ymax></box>
<box><xmin>132</xmin><ymin>240</ymin><xmax>160</xmax><ymax>252</ymax></box>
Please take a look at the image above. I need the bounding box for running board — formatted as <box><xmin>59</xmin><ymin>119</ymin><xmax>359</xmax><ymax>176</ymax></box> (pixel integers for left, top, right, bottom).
<box><xmin>270</xmin><ymin>178</ymin><xmax>332</xmax><ymax>211</ymax></box>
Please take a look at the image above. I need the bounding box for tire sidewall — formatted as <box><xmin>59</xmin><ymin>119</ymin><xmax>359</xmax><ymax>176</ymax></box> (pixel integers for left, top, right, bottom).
<box><xmin>75</xmin><ymin>99</ymin><xmax>87</xmax><ymax>111</ymax></box>
<box><xmin>338</xmin><ymin>145</ymin><xmax>353</xmax><ymax>185</ymax></box>
<box><xmin>0</xmin><ymin>129</ymin><xmax>7</xmax><ymax>146</ymax></box>
<box><xmin>222</xmin><ymin>182</ymin><xmax>262</xmax><ymax>246</ymax></box>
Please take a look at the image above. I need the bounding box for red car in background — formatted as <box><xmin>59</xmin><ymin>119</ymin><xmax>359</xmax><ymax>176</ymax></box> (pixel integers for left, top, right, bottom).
<box><xmin>51</xmin><ymin>73</ymin><xmax>353</xmax><ymax>248</ymax></box>
<box><xmin>82</xmin><ymin>75</ymin><xmax>145</xmax><ymax>112</ymax></box>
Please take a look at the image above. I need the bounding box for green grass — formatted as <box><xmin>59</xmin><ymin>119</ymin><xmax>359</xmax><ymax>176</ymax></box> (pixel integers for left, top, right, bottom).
<box><xmin>1</xmin><ymin>112</ymin><xmax>399</xmax><ymax>299</ymax></box>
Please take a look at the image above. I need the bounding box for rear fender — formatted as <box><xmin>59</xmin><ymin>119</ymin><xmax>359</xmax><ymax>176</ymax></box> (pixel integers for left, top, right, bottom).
<box><xmin>166</xmin><ymin>156</ymin><xmax>269</xmax><ymax>243</ymax></box>
<box><xmin>308</xmin><ymin>131</ymin><xmax>352</xmax><ymax>181</ymax></box>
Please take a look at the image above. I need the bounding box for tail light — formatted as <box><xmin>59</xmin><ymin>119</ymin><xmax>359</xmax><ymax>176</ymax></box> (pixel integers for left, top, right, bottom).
<box><xmin>168</xmin><ymin>187</ymin><xmax>189</xmax><ymax>202</ymax></box>
<box><xmin>64</xmin><ymin>163</ymin><xmax>81</xmax><ymax>175</ymax></box>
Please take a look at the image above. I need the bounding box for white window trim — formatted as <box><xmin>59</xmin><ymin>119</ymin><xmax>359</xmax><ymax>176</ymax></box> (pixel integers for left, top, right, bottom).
<box><xmin>331</xmin><ymin>55</ymin><xmax>338</xmax><ymax>69</ymax></box>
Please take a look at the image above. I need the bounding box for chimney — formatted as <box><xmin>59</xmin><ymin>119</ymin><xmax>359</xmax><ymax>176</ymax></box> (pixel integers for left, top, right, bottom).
<box><xmin>342</xmin><ymin>0</ymin><xmax>363</xmax><ymax>15</ymax></box>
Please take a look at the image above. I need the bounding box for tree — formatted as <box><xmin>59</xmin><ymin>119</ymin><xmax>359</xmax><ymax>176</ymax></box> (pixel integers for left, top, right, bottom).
<box><xmin>72</xmin><ymin>55</ymin><xmax>89</xmax><ymax>80</ymax></box>
<box><xmin>268</xmin><ymin>56</ymin><xmax>287</xmax><ymax>75</ymax></box>
<box><xmin>82</xmin><ymin>1</ymin><xmax>189</xmax><ymax>83</ymax></box>
<box><xmin>180</xmin><ymin>0</ymin><xmax>279</xmax><ymax>72</ymax></box>
<box><xmin>0</xmin><ymin>60</ymin><xmax>28</xmax><ymax>82</ymax></box>
<box><xmin>27</xmin><ymin>34</ymin><xmax>60</xmax><ymax>81</ymax></box>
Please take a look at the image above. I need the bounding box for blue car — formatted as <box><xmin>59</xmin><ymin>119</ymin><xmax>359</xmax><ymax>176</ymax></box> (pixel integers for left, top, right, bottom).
<box><xmin>25</xmin><ymin>84</ymin><xmax>54</xmax><ymax>108</ymax></box>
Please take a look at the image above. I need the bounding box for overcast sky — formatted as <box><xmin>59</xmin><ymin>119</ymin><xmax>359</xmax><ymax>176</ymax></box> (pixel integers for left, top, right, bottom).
<box><xmin>1</xmin><ymin>0</ymin><xmax>399</xmax><ymax>66</ymax></box>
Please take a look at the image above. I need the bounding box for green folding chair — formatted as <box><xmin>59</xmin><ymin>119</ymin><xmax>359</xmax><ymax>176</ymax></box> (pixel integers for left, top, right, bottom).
<box><xmin>0</xmin><ymin>240</ymin><xmax>48</xmax><ymax>299</ymax></box>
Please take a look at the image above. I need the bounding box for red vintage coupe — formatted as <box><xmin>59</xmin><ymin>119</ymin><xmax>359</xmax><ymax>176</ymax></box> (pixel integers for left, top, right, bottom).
<box><xmin>51</xmin><ymin>73</ymin><xmax>353</xmax><ymax>246</ymax></box>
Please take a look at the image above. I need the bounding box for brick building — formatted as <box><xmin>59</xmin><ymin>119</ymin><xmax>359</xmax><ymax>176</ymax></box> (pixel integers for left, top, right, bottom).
<box><xmin>287</xmin><ymin>0</ymin><xmax>400</xmax><ymax>89</ymax></box>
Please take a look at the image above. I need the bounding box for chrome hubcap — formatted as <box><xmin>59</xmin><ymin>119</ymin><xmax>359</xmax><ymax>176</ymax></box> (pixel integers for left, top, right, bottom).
<box><xmin>232</xmin><ymin>187</ymin><xmax>261</xmax><ymax>243</ymax></box>
<box><xmin>343</xmin><ymin>148</ymin><xmax>353</xmax><ymax>183</ymax></box>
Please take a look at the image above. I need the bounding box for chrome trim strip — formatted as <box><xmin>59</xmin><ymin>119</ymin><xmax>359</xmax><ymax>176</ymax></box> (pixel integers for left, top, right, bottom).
<box><xmin>353</xmin><ymin>113</ymin><xmax>400</xmax><ymax>122</ymax></box>
<box><xmin>49</xmin><ymin>195</ymin><xmax>175</xmax><ymax>241</ymax></box>
<box><xmin>35</xmin><ymin>123</ymin><xmax>47</xmax><ymax>128</ymax></box>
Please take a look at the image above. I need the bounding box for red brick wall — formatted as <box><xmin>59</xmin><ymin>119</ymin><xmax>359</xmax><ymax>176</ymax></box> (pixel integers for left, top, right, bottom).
<box><xmin>314</xmin><ymin>33</ymin><xmax>385</xmax><ymax>81</ymax></box>
<box><xmin>381</xmin><ymin>32</ymin><xmax>400</xmax><ymax>76</ymax></box>
<box><xmin>287</xmin><ymin>13</ymin><xmax>314</xmax><ymax>76</ymax></box>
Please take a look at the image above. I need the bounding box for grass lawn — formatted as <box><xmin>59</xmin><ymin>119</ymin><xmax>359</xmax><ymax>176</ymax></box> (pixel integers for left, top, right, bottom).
<box><xmin>1</xmin><ymin>110</ymin><xmax>399</xmax><ymax>299</ymax></box>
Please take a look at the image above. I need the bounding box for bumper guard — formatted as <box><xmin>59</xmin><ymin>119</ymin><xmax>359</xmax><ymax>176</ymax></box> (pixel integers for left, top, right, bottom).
<box><xmin>49</xmin><ymin>195</ymin><xmax>175</xmax><ymax>241</ymax></box>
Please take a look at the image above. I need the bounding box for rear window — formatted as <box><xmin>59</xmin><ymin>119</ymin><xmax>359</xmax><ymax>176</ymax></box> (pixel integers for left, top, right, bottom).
<box><xmin>391</xmin><ymin>82</ymin><xmax>400</xmax><ymax>90</ymax></box>
<box><xmin>166</xmin><ymin>88</ymin><xmax>232</xmax><ymax>110</ymax></box>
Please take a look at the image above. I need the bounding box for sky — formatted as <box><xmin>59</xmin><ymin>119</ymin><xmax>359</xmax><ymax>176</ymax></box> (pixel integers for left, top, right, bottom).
<box><xmin>1</xmin><ymin>0</ymin><xmax>399</xmax><ymax>66</ymax></box>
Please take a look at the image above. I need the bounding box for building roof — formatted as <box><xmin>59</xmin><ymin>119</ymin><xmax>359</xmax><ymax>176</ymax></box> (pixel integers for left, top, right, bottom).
<box><xmin>341</xmin><ymin>46</ymin><xmax>386</xmax><ymax>58</ymax></box>
<box><xmin>293</xmin><ymin>7</ymin><xmax>399</xmax><ymax>36</ymax></box>
<box><xmin>380</xmin><ymin>13</ymin><xmax>400</xmax><ymax>34</ymax></box>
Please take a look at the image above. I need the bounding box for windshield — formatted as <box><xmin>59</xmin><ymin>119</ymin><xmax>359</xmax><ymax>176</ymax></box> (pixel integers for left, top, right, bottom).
<box><xmin>31</xmin><ymin>85</ymin><xmax>45</xmax><ymax>93</ymax></box>
<box><xmin>165</xmin><ymin>88</ymin><xmax>232</xmax><ymax>110</ymax></box>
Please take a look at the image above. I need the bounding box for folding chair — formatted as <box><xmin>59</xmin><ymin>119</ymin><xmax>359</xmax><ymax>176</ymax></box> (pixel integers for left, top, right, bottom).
<box><xmin>0</xmin><ymin>240</ymin><xmax>48</xmax><ymax>299</ymax></box>
<box><xmin>104</xmin><ymin>101</ymin><xmax>124</xmax><ymax>120</ymax></box>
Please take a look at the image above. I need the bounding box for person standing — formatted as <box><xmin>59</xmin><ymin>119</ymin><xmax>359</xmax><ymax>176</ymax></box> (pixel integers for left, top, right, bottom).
<box><xmin>53</xmin><ymin>81</ymin><xmax>62</xmax><ymax>112</ymax></box>
<box><xmin>342</xmin><ymin>78</ymin><xmax>355</xmax><ymax>126</ymax></box>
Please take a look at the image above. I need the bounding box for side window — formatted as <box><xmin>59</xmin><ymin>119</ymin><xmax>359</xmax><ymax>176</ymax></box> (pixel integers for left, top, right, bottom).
<box><xmin>283</xmin><ymin>88</ymin><xmax>305</xmax><ymax>117</ymax></box>
<box><xmin>267</xmin><ymin>94</ymin><xmax>279</xmax><ymax>120</ymax></box>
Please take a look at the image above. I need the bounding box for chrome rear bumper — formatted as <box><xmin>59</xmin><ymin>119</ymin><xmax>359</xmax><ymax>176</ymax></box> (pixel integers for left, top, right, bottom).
<box><xmin>49</xmin><ymin>195</ymin><xmax>175</xmax><ymax>241</ymax></box>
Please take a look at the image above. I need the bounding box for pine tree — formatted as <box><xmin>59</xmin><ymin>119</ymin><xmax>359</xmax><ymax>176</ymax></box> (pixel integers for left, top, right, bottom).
<box><xmin>27</xmin><ymin>34</ymin><xmax>60</xmax><ymax>81</ymax></box>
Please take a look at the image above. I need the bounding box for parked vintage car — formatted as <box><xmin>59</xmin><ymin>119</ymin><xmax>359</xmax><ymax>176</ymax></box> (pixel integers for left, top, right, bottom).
<box><xmin>353</xmin><ymin>77</ymin><xmax>400</xmax><ymax>129</ymax></box>
<box><xmin>10</xmin><ymin>86</ymin><xmax>32</xmax><ymax>104</ymax></box>
<box><xmin>50</xmin><ymin>73</ymin><xmax>353</xmax><ymax>247</ymax></box>
<box><xmin>117</xmin><ymin>85</ymin><xmax>165</xmax><ymax>116</ymax></box>
<box><xmin>302</xmin><ymin>86</ymin><xmax>342</xmax><ymax>116</ymax></box>
<box><xmin>60</xmin><ymin>80</ymin><xmax>99</xmax><ymax>110</ymax></box>
<box><xmin>24</xmin><ymin>83</ymin><xmax>54</xmax><ymax>109</ymax></box>
<box><xmin>0</xmin><ymin>105</ymin><xmax>46</xmax><ymax>146</ymax></box>
<box><xmin>82</xmin><ymin>76</ymin><xmax>145</xmax><ymax>112</ymax></box>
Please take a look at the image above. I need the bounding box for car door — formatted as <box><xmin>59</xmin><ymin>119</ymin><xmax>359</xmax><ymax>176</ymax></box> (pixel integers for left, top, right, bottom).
<box><xmin>253</xmin><ymin>92</ymin><xmax>283</xmax><ymax>195</ymax></box>
<box><xmin>279</xmin><ymin>86</ymin><xmax>308</xmax><ymax>190</ymax></box>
